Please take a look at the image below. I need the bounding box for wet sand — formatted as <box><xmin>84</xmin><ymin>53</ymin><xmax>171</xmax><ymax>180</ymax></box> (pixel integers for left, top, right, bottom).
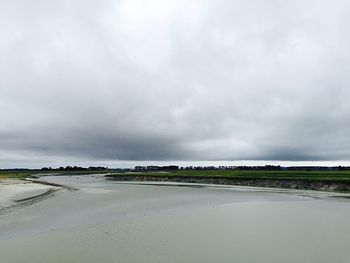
<box><xmin>0</xmin><ymin>179</ymin><xmax>60</xmax><ymax>213</ymax></box>
<box><xmin>1</xmin><ymin>175</ymin><xmax>350</xmax><ymax>262</ymax></box>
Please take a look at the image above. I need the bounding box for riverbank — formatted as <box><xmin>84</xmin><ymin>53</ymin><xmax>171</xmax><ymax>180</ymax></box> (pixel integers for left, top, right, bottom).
<box><xmin>0</xmin><ymin>179</ymin><xmax>60</xmax><ymax>213</ymax></box>
<box><xmin>106</xmin><ymin>171</ymin><xmax>350</xmax><ymax>192</ymax></box>
<box><xmin>1</xmin><ymin>174</ymin><xmax>350</xmax><ymax>263</ymax></box>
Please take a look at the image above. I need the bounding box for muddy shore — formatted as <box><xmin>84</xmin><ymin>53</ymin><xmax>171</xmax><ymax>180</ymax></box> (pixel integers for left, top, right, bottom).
<box><xmin>106</xmin><ymin>175</ymin><xmax>350</xmax><ymax>192</ymax></box>
<box><xmin>0</xmin><ymin>179</ymin><xmax>61</xmax><ymax>213</ymax></box>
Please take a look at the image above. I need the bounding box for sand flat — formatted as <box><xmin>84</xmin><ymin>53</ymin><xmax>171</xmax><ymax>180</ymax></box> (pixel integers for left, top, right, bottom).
<box><xmin>0</xmin><ymin>179</ymin><xmax>59</xmax><ymax>210</ymax></box>
<box><xmin>1</xmin><ymin>175</ymin><xmax>350</xmax><ymax>263</ymax></box>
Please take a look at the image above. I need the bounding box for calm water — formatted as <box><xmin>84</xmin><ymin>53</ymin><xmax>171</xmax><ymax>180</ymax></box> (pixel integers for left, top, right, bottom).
<box><xmin>0</xmin><ymin>175</ymin><xmax>350</xmax><ymax>263</ymax></box>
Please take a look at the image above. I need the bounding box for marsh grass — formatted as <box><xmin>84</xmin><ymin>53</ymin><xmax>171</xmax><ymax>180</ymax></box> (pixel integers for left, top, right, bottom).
<box><xmin>108</xmin><ymin>170</ymin><xmax>350</xmax><ymax>182</ymax></box>
<box><xmin>0</xmin><ymin>171</ymin><xmax>31</xmax><ymax>180</ymax></box>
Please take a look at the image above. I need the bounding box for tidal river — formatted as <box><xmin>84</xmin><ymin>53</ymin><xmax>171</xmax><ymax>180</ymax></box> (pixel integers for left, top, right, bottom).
<box><xmin>1</xmin><ymin>175</ymin><xmax>350</xmax><ymax>263</ymax></box>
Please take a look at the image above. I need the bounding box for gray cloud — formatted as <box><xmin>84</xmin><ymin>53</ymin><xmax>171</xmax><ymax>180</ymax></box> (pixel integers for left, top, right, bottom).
<box><xmin>1</xmin><ymin>0</ymin><xmax>350</xmax><ymax>167</ymax></box>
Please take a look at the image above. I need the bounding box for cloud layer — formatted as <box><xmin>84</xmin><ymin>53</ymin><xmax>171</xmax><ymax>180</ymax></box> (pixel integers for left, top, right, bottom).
<box><xmin>1</xmin><ymin>0</ymin><xmax>350</xmax><ymax>167</ymax></box>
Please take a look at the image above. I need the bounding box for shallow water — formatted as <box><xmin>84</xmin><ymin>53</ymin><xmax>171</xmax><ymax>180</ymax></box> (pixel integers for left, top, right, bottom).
<box><xmin>1</xmin><ymin>175</ymin><xmax>350</xmax><ymax>263</ymax></box>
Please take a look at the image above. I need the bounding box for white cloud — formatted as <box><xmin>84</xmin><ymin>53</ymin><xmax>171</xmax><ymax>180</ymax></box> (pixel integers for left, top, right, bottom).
<box><xmin>1</xmin><ymin>0</ymin><xmax>350</xmax><ymax>167</ymax></box>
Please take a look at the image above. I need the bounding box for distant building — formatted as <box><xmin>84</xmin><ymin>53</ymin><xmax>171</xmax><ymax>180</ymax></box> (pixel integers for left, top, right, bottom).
<box><xmin>135</xmin><ymin>166</ymin><xmax>147</xmax><ymax>171</ymax></box>
<box><xmin>134</xmin><ymin>165</ymin><xmax>179</xmax><ymax>172</ymax></box>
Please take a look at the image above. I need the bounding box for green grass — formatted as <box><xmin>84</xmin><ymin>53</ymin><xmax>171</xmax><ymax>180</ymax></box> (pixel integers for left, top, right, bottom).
<box><xmin>0</xmin><ymin>169</ymin><xmax>111</xmax><ymax>180</ymax></box>
<box><xmin>108</xmin><ymin>170</ymin><xmax>350</xmax><ymax>182</ymax></box>
<box><xmin>0</xmin><ymin>171</ymin><xmax>31</xmax><ymax>179</ymax></box>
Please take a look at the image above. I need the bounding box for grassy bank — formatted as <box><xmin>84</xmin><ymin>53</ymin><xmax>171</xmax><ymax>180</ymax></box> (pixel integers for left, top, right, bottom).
<box><xmin>0</xmin><ymin>170</ymin><xmax>110</xmax><ymax>180</ymax></box>
<box><xmin>106</xmin><ymin>170</ymin><xmax>350</xmax><ymax>192</ymax></box>
<box><xmin>107</xmin><ymin>170</ymin><xmax>350</xmax><ymax>182</ymax></box>
<box><xmin>0</xmin><ymin>171</ymin><xmax>31</xmax><ymax>180</ymax></box>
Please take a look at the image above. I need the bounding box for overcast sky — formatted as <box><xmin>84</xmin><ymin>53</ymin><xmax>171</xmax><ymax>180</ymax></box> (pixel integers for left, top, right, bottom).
<box><xmin>1</xmin><ymin>0</ymin><xmax>350</xmax><ymax>168</ymax></box>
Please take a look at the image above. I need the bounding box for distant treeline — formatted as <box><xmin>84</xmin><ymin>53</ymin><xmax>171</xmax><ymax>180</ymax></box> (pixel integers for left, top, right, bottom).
<box><xmin>41</xmin><ymin>166</ymin><xmax>109</xmax><ymax>171</ymax></box>
<box><xmin>2</xmin><ymin>165</ymin><xmax>350</xmax><ymax>173</ymax></box>
<box><xmin>0</xmin><ymin>166</ymin><xmax>109</xmax><ymax>172</ymax></box>
<box><xmin>134</xmin><ymin>165</ymin><xmax>350</xmax><ymax>172</ymax></box>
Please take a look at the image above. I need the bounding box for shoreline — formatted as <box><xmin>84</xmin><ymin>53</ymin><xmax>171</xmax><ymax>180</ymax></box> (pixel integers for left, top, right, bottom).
<box><xmin>0</xmin><ymin>179</ymin><xmax>61</xmax><ymax>213</ymax></box>
<box><xmin>106</xmin><ymin>175</ymin><xmax>350</xmax><ymax>193</ymax></box>
<box><xmin>26</xmin><ymin>178</ymin><xmax>79</xmax><ymax>191</ymax></box>
<box><xmin>2</xmin><ymin>173</ymin><xmax>349</xmax><ymax>213</ymax></box>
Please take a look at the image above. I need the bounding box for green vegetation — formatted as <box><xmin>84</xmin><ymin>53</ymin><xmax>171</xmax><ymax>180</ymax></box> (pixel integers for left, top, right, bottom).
<box><xmin>108</xmin><ymin>170</ymin><xmax>350</xmax><ymax>182</ymax></box>
<box><xmin>0</xmin><ymin>169</ymin><xmax>110</xmax><ymax>180</ymax></box>
<box><xmin>0</xmin><ymin>171</ymin><xmax>31</xmax><ymax>179</ymax></box>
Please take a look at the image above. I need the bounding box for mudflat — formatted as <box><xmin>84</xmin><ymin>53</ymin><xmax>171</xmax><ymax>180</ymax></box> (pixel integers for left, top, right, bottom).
<box><xmin>1</xmin><ymin>175</ymin><xmax>350</xmax><ymax>263</ymax></box>
<box><xmin>0</xmin><ymin>179</ymin><xmax>59</xmax><ymax>213</ymax></box>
